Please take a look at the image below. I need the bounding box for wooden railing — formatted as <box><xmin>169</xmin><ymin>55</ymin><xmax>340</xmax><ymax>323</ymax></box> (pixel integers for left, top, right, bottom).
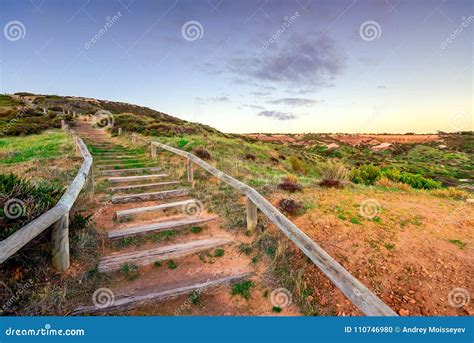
<box><xmin>0</xmin><ymin>121</ymin><xmax>93</xmax><ymax>272</ymax></box>
<box><xmin>139</xmin><ymin>136</ymin><xmax>397</xmax><ymax>316</ymax></box>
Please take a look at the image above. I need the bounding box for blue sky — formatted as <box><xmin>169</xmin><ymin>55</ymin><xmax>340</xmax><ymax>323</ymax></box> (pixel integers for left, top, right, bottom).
<box><xmin>0</xmin><ymin>0</ymin><xmax>472</xmax><ymax>133</ymax></box>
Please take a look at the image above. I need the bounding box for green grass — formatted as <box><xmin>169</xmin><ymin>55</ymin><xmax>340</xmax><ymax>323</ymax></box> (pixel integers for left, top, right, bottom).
<box><xmin>120</xmin><ymin>263</ymin><xmax>139</xmax><ymax>280</ymax></box>
<box><xmin>0</xmin><ymin>131</ymin><xmax>73</xmax><ymax>164</ymax></box>
<box><xmin>214</xmin><ymin>248</ymin><xmax>225</xmax><ymax>257</ymax></box>
<box><xmin>231</xmin><ymin>280</ymin><xmax>254</xmax><ymax>300</ymax></box>
<box><xmin>272</xmin><ymin>306</ymin><xmax>282</xmax><ymax>313</ymax></box>
<box><xmin>239</xmin><ymin>244</ymin><xmax>253</xmax><ymax>255</ymax></box>
<box><xmin>448</xmin><ymin>239</ymin><xmax>466</xmax><ymax>249</ymax></box>
<box><xmin>190</xmin><ymin>226</ymin><xmax>202</xmax><ymax>234</ymax></box>
<box><xmin>154</xmin><ymin>261</ymin><xmax>162</xmax><ymax>267</ymax></box>
<box><xmin>384</xmin><ymin>243</ymin><xmax>395</xmax><ymax>251</ymax></box>
<box><xmin>168</xmin><ymin>260</ymin><xmax>177</xmax><ymax>269</ymax></box>
<box><xmin>0</xmin><ymin>94</ymin><xmax>21</xmax><ymax>107</ymax></box>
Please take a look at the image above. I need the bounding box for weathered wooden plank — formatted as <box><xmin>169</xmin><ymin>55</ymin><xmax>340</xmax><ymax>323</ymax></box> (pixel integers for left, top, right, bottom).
<box><xmin>72</xmin><ymin>272</ymin><xmax>253</xmax><ymax>314</ymax></box>
<box><xmin>110</xmin><ymin>181</ymin><xmax>179</xmax><ymax>193</ymax></box>
<box><xmin>98</xmin><ymin>162</ymin><xmax>158</xmax><ymax>170</ymax></box>
<box><xmin>94</xmin><ymin>154</ymin><xmax>144</xmax><ymax>162</ymax></box>
<box><xmin>108</xmin><ymin>215</ymin><xmax>219</xmax><ymax>239</ymax></box>
<box><xmin>111</xmin><ymin>188</ymin><xmax>188</xmax><ymax>204</ymax></box>
<box><xmin>115</xmin><ymin>199</ymin><xmax>195</xmax><ymax>219</ymax></box>
<box><xmin>151</xmin><ymin>141</ymin><xmax>397</xmax><ymax>316</ymax></box>
<box><xmin>108</xmin><ymin>174</ymin><xmax>168</xmax><ymax>183</ymax></box>
<box><xmin>101</xmin><ymin>167</ymin><xmax>161</xmax><ymax>176</ymax></box>
<box><xmin>98</xmin><ymin>236</ymin><xmax>232</xmax><ymax>272</ymax></box>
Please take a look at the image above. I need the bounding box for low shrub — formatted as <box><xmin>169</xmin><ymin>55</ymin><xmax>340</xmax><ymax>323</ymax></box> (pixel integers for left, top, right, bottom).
<box><xmin>351</xmin><ymin>164</ymin><xmax>381</xmax><ymax>185</ymax></box>
<box><xmin>192</xmin><ymin>147</ymin><xmax>211</xmax><ymax>160</ymax></box>
<box><xmin>376</xmin><ymin>177</ymin><xmax>411</xmax><ymax>191</ymax></box>
<box><xmin>399</xmin><ymin>172</ymin><xmax>442</xmax><ymax>189</ymax></box>
<box><xmin>430</xmin><ymin>187</ymin><xmax>470</xmax><ymax>200</ymax></box>
<box><xmin>244</xmin><ymin>153</ymin><xmax>257</xmax><ymax>161</ymax></box>
<box><xmin>318</xmin><ymin>161</ymin><xmax>349</xmax><ymax>188</ymax></box>
<box><xmin>278</xmin><ymin>175</ymin><xmax>302</xmax><ymax>192</ymax></box>
<box><xmin>0</xmin><ymin>173</ymin><xmax>64</xmax><ymax>240</ymax></box>
<box><xmin>289</xmin><ymin>156</ymin><xmax>309</xmax><ymax>175</ymax></box>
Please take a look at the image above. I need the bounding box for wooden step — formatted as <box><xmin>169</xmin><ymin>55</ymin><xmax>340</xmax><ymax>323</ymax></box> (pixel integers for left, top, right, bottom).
<box><xmin>99</xmin><ymin>162</ymin><xmax>158</xmax><ymax>170</ymax></box>
<box><xmin>72</xmin><ymin>272</ymin><xmax>253</xmax><ymax>314</ymax></box>
<box><xmin>108</xmin><ymin>215</ymin><xmax>218</xmax><ymax>239</ymax></box>
<box><xmin>101</xmin><ymin>167</ymin><xmax>162</xmax><ymax>176</ymax></box>
<box><xmin>98</xmin><ymin>237</ymin><xmax>233</xmax><ymax>272</ymax></box>
<box><xmin>108</xmin><ymin>174</ymin><xmax>168</xmax><ymax>183</ymax></box>
<box><xmin>111</xmin><ymin>188</ymin><xmax>188</xmax><ymax>204</ymax></box>
<box><xmin>115</xmin><ymin>199</ymin><xmax>195</xmax><ymax>219</ymax></box>
<box><xmin>110</xmin><ymin>181</ymin><xmax>179</xmax><ymax>193</ymax></box>
<box><xmin>97</xmin><ymin>155</ymin><xmax>145</xmax><ymax>160</ymax></box>
<box><xmin>97</xmin><ymin>159</ymin><xmax>147</xmax><ymax>165</ymax></box>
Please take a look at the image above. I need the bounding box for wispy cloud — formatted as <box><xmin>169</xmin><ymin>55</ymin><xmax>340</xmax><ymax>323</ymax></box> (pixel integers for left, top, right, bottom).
<box><xmin>257</xmin><ymin>110</ymin><xmax>297</xmax><ymax>121</ymax></box>
<box><xmin>195</xmin><ymin>96</ymin><xmax>230</xmax><ymax>104</ymax></box>
<box><xmin>230</xmin><ymin>34</ymin><xmax>344</xmax><ymax>92</ymax></box>
<box><xmin>241</xmin><ymin>104</ymin><xmax>265</xmax><ymax>110</ymax></box>
<box><xmin>266</xmin><ymin>98</ymin><xmax>322</xmax><ymax>106</ymax></box>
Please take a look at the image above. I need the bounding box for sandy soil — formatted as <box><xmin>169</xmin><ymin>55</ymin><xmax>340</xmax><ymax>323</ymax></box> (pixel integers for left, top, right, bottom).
<box><xmin>268</xmin><ymin>187</ymin><xmax>473</xmax><ymax>316</ymax></box>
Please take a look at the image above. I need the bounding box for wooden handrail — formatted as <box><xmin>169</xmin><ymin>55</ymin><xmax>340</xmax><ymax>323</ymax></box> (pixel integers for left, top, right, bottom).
<box><xmin>149</xmin><ymin>140</ymin><xmax>397</xmax><ymax>316</ymax></box>
<box><xmin>0</xmin><ymin>123</ymin><xmax>93</xmax><ymax>271</ymax></box>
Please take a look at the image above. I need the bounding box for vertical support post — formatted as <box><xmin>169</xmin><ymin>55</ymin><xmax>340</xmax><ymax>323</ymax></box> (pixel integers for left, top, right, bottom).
<box><xmin>131</xmin><ymin>133</ymin><xmax>136</xmax><ymax>144</ymax></box>
<box><xmin>89</xmin><ymin>164</ymin><xmax>95</xmax><ymax>194</ymax></box>
<box><xmin>151</xmin><ymin>143</ymin><xmax>157</xmax><ymax>160</ymax></box>
<box><xmin>118</xmin><ymin>128</ymin><xmax>122</xmax><ymax>136</ymax></box>
<box><xmin>52</xmin><ymin>213</ymin><xmax>70</xmax><ymax>272</ymax></box>
<box><xmin>61</xmin><ymin>119</ymin><xmax>65</xmax><ymax>129</ymax></box>
<box><xmin>246</xmin><ymin>197</ymin><xmax>258</xmax><ymax>232</ymax></box>
<box><xmin>187</xmin><ymin>157</ymin><xmax>194</xmax><ymax>187</ymax></box>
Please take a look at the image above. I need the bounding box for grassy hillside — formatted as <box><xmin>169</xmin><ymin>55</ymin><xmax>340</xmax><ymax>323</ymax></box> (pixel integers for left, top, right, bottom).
<box><xmin>0</xmin><ymin>93</ymin><xmax>220</xmax><ymax>137</ymax></box>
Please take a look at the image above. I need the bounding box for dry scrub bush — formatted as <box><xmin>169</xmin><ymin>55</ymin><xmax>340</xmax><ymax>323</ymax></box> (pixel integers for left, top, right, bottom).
<box><xmin>376</xmin><ymin>177</ymin><xmax>411</xmax><ymax>191</ymax></box>
<box><xmin>429</xmin><ymin>187</ymin><xmax>470</xmax><ymax>201</ymax></box>
<box><xmin>318</xmin><ymin>161</ymin><xmax>349</xmax><ymax>188</ymax></box>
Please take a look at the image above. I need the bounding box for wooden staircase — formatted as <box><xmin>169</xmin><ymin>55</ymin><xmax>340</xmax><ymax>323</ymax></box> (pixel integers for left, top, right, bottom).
<box><xmin>71</xmin><ymin>123</ymin><xmax>264</xmax><ymax>315</ymax></box>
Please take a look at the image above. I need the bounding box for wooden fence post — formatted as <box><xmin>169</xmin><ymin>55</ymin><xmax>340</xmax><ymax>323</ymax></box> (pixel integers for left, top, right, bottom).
<box><xmin>131</xmin><ymin>133</ymin><xmax>136</xmax><ymax>144</ymax></box>
<box><xmin>151</xmin><ymin>143</ymin><xmax>157</xmax><ymax>160</ymax></box>
<box><xmin>246</xmin><ymin>197</ymin><xmax>258</xmax><ymax>232</ymax></box>
<box><xmin>51</xmin><ymin>214</ymin><xmax>70</xmax><ymax>272</ymax></box>
<box><xmin>118</xmin><ymin>128</ymin><xmax>122</xmax><ymax>136</ymax></box>
<box><xmin>187</xmin><ymin>158</ymin><xmax>194</xmax><ymax>187</ymax></box>
<box><xmin>89</xmin><ymin>164</ymin><xmax>95</xmax><ymax>194</ymax></box>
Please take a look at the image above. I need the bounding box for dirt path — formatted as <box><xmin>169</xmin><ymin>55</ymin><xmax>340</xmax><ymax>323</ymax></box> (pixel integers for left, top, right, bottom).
<box><xmin>72</xmin><ymin>121</ymin><xmax>300</xmax><ymax>316</ymax></box>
